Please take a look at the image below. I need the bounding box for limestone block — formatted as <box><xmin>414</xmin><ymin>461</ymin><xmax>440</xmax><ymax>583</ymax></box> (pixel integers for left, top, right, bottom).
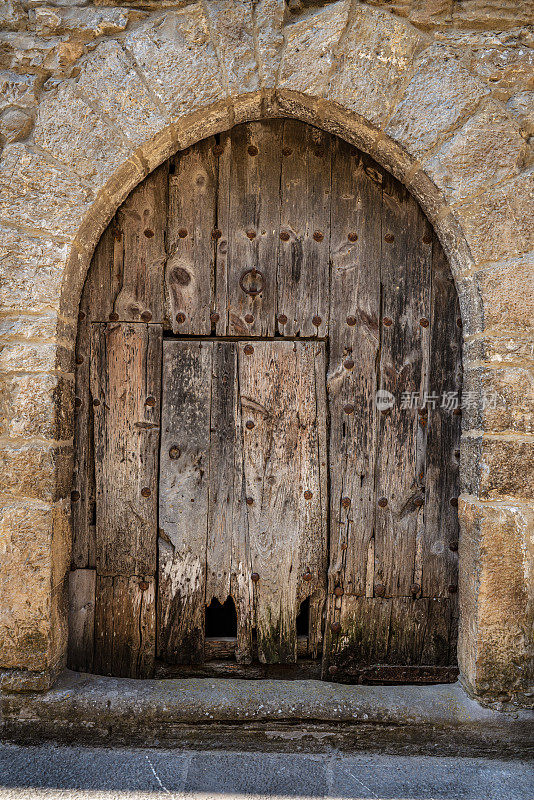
<box><xmin>459</xmin><ymin>497</ymin><xmax>533</xmax><ymax>702</ymax></box>
<box><xmin>76</xmin><ymin>41</ymin><xmax>169</xmax><ymax>149</ymax></box>
<box><xmin>255</xmin><ymin>0</ymin><xmax>285</xmax><ymax>88</ymax></box>
<box><xmin>0</xmin><ymin>227</ymin><xmax>67</xmax><ymax>314</ymax></box>
<box><xmin>424</xmin><ymin>105</ymin><xmax>529</xmax><ymax>202</ymax></box>
<box><xmin>464</xmin><ymin>334</ymin><xmax>534</xmax><ymax>367</ymax></box>
<box><xmin>124</xmin><ymin>6</ymin><xmax>226</xmax><ymax>119</ymax></box>
<box><xmin>328</xmin><ymin>5</ymin><xmax>424</xmax><ymax>128</ymax></box>
<box><xmin>0</xmin><ymin>71</ymin><xmax>36</xmax><ymax>111</ymax></box>
<box><xmin>0</xmin><ymin>145</ymin><xmax>93</xmax><ymax>238</ymax></box>
<box><xmin>462</xmin><ymin>366</ymin><xmax>534</xmax><ymax>434</ymax></box>
<box><xmin>453</xmin><ymin>3</ymin><xmax>534</xmax><ymax>34</ymax></box>
<box><xmin>0</xmin><ymin>107</ymin><xmax>33</xmax><ymax>143</ymax></box>
<box><xmin>30</xmin><ymin>6</ymin><xmax>138</xmax><ymax>39</ymax></box>
<box><xmin>507</xmin><ymin>91</ymin><xmax>534</xmax><ymax>137</ymax></box>
<box><xmin>454</xmin><ymin>272</ymin><xmax>484</xmax><ymax>337</ymax></box>
<box><xmin>0</xmin><ymin>1</ymin><xmax>28</xmax><ymax>32</ymax></box>
<box><xmin>0</xmin><ymin>499</ymin><xmax>54</xmax><ymax>671</ymax></box>
<box><xmin>362</xmin><ymin>0</ymin><xmax>453</xmax><ymax>32</ymax></box>
<box><xmin>476</xmin><ymin>255</ymin><xmax>534</xmax><ymax>334</ymax></box>
<box><xmin>51</xmin><ymin>501</ymin><xmax>70</xmax><ymax>591</ymax></box>
<box><xmin>0</xmin><ymin>442</ymin><xmax>72</xmax><ymax>502</ymax></box>
<box><xmin>453</xmin><ymin>172</ymin><xmax>534</xmax><ymax>264</ymax></box>
<box><xmin>0</xmin><ymin>313</ymin><xmax>75</xmax><ymax>343</ymax></box>
<box><xmin>204</xmin><ymin>0</ymin><xmax>259</xmax><ymax>94</ymax></box>
<box><xmin>278</xmin><ymin>1</ymin><xmax>350</xmax><ymax>97</ymax></box>
<box><xmin>0</xmin><ymin>373</ymin><xmax>74</xmax><ymax>440</ymax></box>
<box><xmin>461</xmin><ymin>436</ymin><xmax>534</xmax><ymax>500</ymax></box>
<box><xmin>0</xmin><ymin>32</ymin><xmax>56</xmax><ymax>75</ymax></box>
<box><xmin>34</xmin><ymin>82</ymin><xmax>132</xmax><ymax>183</ymax></box>
<box><xmin>0</xmin><ymin>340</ymin><xmax>71</xmax><ymax>374</ymax></box>
<box><xmin>386</xmin><ymin>44</ymin><xmax>489</xmax><ymax>157</ymax></box>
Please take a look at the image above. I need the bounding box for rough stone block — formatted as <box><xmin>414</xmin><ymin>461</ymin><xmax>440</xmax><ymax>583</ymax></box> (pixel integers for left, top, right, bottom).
<box><xmin>75</xmin><ymin>40</ymin><xmax>169</xmax><ymax>149</ymax></box>
<box><xmin>464</xmin><ymin>334</ymin><xmax>534</xmax><ymax>367</ymax></box>
<box><xmin>0</xmin><ymin>340</ymin><xmax>71</xmax><ymax>374</ymax></box>
<box><xmin>255</xmin><ymin>0</ymin><xmax>285</xmax><ymax>88</ymax></box>
<box><xmin>453</xmin><ymin>172</ymin><xmax>534</xmax><ymax>264</ymax></box>
<box><xmin>386</xmin><ymin>45</ymin><xmax>489</xmax><ymax>158</ymax></box>
<box><xmin>458</xmin><ymin>497</ymin><xmax>533</xmax><ymax>703</ymax></box>
<box><xmin>507</xmin><ymin>91</ymin><xmax>534</xmax><ymax>137</ymax></box>
<box><xmin>0</xmin><ymin>372</ymin><xmax>74</xmax><ymax>440</ymax></box>
<box><xmin>461</xmin><ymin>436</ymin><xmax>534</xmax><ymax>500</ymax></box>
<box><xmin>204</xmin><ymin>0</ymin><xmax>259</xmax><ymax>95</ymax></box>
<box><xmin>124</xmin><ymin>6</ymin><xmax>226</xmax><ymax>120</ymax></box>
<box><xmin>475</xmin><ymin>255</ymin><xmax>534</xmax><ymax>334</ymax></box>
<box><xmin>424</xmin><ymin>104</ymin><xmax>528</xmax><ymax>202</ymax></box>
<box><xmin>30</xmin><ymin>6</ymin><xmax>137</xmax><ymax>39</ymax></box>
<box><xmin>328</xmin><ymin>5</ymin><xmax>424</xmax><ymax>128</ymax></box>
<box><xmin>0</xmin><ymin>70</ymin><xmax>36</xmax><ymax>110</ymax></box>
<box><xmin>462</xmin><ymin>366</ymin><xmax>534</xmax><ymax>434</ymax></box>
<box><xmin>278</xmin><ymin>1</ymin><xmax>350</xmax><ymax>97</ymax></box>
<box><xmin>34</xmin><ymin>82</ymin><xmax>132</xmax><ymax>184</ymax></box>
<box><xmin>0</xmin><ymin>145</ymin><xmax>93</xmax><ymax>238</ymax></box>
<box><xmin>0</xmin><ymin>500</ymin><xmax>54</xmax><ymax>671</ymax></box>
<box><xmin>0</xmin><ymin>442</ymin><xmax>72</xmax><ymax>502</ymax></box>
<box><xmin>0</xmin><ymin>228</ymin><xmax>67</xmax><ymax>314</ymax></box>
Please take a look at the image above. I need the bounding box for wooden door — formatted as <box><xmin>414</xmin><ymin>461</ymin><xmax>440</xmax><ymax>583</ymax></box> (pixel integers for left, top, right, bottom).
<box><xmin>69</xmin><ymin>119</ymin><xmax>461</xmax><ymax>683</ymax></box>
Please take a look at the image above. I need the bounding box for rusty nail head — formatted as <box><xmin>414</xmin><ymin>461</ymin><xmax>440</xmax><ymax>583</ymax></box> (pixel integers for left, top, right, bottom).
<box><xmin>169</xmin><ymin>446</ymin><xmax>181</xmax><ymax>460</ymax></box>
<box><xmin>410</xmin><ymin>583</ymin><xmax>420</xmax><ymax>595</ymax></box>
<box><xmin>144</xmin><ymin>228</ymin><xmax>154</xmax><ymax>238</ymax></box>
<box><xmin>178</xmin><ymin>228</ymin><xmax>188</xmax><ymax>238</ymax></box>
<box><xmin>450</xmin><ymin>497</ymin><xmax>458</xmax><ymax>507</ymax></box>
<box><xmin>251</xmin><ymin>572</ymin><xmax>260</xmax><ymax>582</ymax></box>
<box><xmin>245</xmin><ymin>314</ymin><xmax>254</xmax><ymax>324</ymax></box>
<box><xmin>92</xmin><ymin>398</ymin><xmax>101</xmax><ymax>407</ymax></box>
<box><xmin>248</xmin><ymin>145</ymin><xmax>259</xmax><ymax>156</ymax></box>
<box><xmin>304</xmin><ymin>490</ymin><xmax>313</xmax><ymax>500</ymax></box>
<box><xmin>423</xmin><ymin>233</ymin><xmax>432</xmax><ymax>244</ymax></box>
<box><xmin>246</xmin><ymin>496</ymin><xmax>254</xmax><ymax>506</ymax></box>
<box><xmin>346</xmin><ymin>315</ymin><xmax>357</xmax><ymax>326</ymax></box>
<box><xmin>341</xmin><ymin>497</ymin><xmax>351</xmax><ymax>509</ymax></box>
<box><xmin>453</xmin><ymin>408</ymin><xmax>462</xmax><ymax>416</ymax></box>
<box><xmin>334</xmin><ymin>586</ymin><xmax>344</xmax><ymax>597</ymax></box>
<box><xmin>141</xmin><ymin>487</ymin><xmax>151</xmax><ymax>498</ymax></box>
<box><xmin>176</xmin><ymin>312</ymin><xmax>186</xmax><ymax>324</ymax></box>
<box><xmin>328</xmin><ymin>665</ymin><xmax>338</xmax><ymax>675</ymax></box>
<box><xmin>383</xmin><ymin>317</ymin><xmax>393</xmax><ymax>327</ymax></box>
<box><xmin>244</xmin><ymin>344</ymin><xmax>254</xmax><ymax>355</ymax></box>
<box><xmin>280</xmin><ymin>230</ymin><xmax>290</xmax><ymax>241</ymax></box>
<box><xmin>145</xmin><ymin>396</ymin><xmax>156</xmax><ymax>407</ymax></box>
<box><xmin>348</xmin><ymin>232</ymin><xmax>358</xmax><ymax>242</ymax></box>
<box><xmin>213</xmin><ymin>144</ymin><xmax>223</xmax><ymax>156</ymax></box>
<box><xmin>330</xmin><ymin>621</ymin><xmax>341</xmax><ymax>633</ymax></box>
<box><xmin>282</xmin><ymin>146</ymin><xmax>293</xmax><ymax>156</ymax></box>
<box><xmin>312</xmin><ymin>315</ymin><xmax>322</xmax><ymax>326</ymax></box>
<box><xmin>278</xmin><ymin>314</ymin><xmax>288</xmax><ymax>325</ymax></box>
<box><xmin>75</xmin><ymin>397</ymin><xmax>82</xmax><ymax>408</ymax></box>
<box><xmin>139</xmin><ymin>581</ymin><xmax>149</xmax><ymax>591</ymax></box>
<box><xmin>344</xmin><ymin>359</ymin><xmax>355</xmax><ymax>370</ymax></box>
<box><xmin>109</xmin><ymin>312</ymin><xmax>119</xmax><ymax>322</ymax></box>
<box><xmin>420</xmin><ymin>317</ymin><xmax>429</xmax><ymax>328</ymax></box>
<box><xmin>212</xmin><ymin>228</ymin><xmax>222</xmax><ymax>240</ymax></box>
<box><xmin>75</xmin><ymin>355</ymin><xmax>84</xmax><ymax>365</ymax></box>
<box><xmin>456</xmin><ymin>318</ymin><xmax>463</xmax><ymax>328</ymax></box>
<box><xmin>71</xmin><ymin>490</ymin><xmax>80</xmax><ymax>502</ymax></box>
<box><xmin>246</xmin><ymin>420</ymin><xmax>255</xmax><ymax>430</ymax></box>
<box><xmin>343</xmin><ymin>404</ymin><xmax>354</xmax><ymax>415</ymax></box>
<box><xmin>210</xmin><ymin>312</ymin><xmax>220</xmax><ymax>323</ymax></box>
<box><xmin>141</xmin><ymin>311</ymin><xmax>152</xmax><ymax>322</ymax></box>
<box><xmin>313</xmin><ymin>231</ymin><xmax>324</xmax><ymax>242</ymax></box>
<box><xmin>375</xmin><ymin>582</ymin><xmax>386</xmax><ymax>597</ymax></box>
<box><xmin>246</xmin><ymin>230</ymin><xmax>256</xmax><ymax>240</ymax></box>
<box><xmin>378</xmin><ymin>497</ymin><xmax>388</xmax><ymax>508</ymax></box>
<box><xmin>303</xmin><ymin>571</ymin><xmax>313</xmax><ymax>582</ymax></box>
<box><xmin>385</xmin><ymin>233</ymin><xmax>394</xmax><ymax>243</ymax></box>
<box><xmin>448</xmin><ymin>583</ymin><xmax>458</xmax><ymax>594</ymax></box>
<box><xmin>450</xmin><ymin>541</ymin><xmax>459</xmax><ymax>552</ymax></box>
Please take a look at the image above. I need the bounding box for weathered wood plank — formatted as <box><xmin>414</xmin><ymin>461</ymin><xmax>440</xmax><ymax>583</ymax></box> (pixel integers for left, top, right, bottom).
<box><xmin>166</xmin><ymin>140</ymin><xmax>216</xmax><ymax>334</ymax></box>
<box><xmin>373</xmin><ymin>172</ymin><xmax>432</xmax><ymax>597</ymax></box>
<box><xmin>158</xmin><ymin>340</ymin><xmax>212</xmax><ymax>664</ymax></box>
<box><xmin>422</xmin><ymin>236</ymin><xmax>462</xmax><ymax>597</ymax></box>
<box><xmin>93</xmin><ymin>574</ymin><xmax>156</xmax><ymax>678</ymax></box>
<box><xmin>67</xmin><ymin>568</ymin><xmax>96</xmax><ymax>672</ymax></box>
<box><xmin>276</xmin><ymin>120</ymin><xmax>331</xmax><ymax>338</ymax></box>
<box><xmin>90</xmin><ymin>322</ymin><xmax>162</xmax><ymax>576</ymax></box>
<box><xmin>238</xmin><ymin>340</ymin><xmax>328</xmax><ymax>663</ymax></box>
<box><xmin>218</xmin><ymin>121</ymin><xmax>284</xmax><ymax>336</ymax></box>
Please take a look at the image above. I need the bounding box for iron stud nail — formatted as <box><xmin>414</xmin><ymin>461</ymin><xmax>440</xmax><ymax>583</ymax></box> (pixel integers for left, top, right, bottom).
<box><xmin>303</xmin><ymin>571</ymin><xmax>313</xmax><ymax>582</ymax></box>
<box><xmin>278</xmin><ymin>314</ymin><xmax>288</xmax><ymax>325</ymax></box>
<box><xmin>343</xmin><ymin>404</ymin><xmax>354</xmax><ymax>415</ymax></box>
<box><xmin>330</xmin><ymin>621</ymin><xmax>341</xmax><ymax>633</ymax></box>
<box><xmin>141</xmin><ymin>487</ymin><xmax>151</xmax><ymax>498</ymax></box>
<box><xmin>139</xmin><ymin>581</ymin><xmax>149</xmax><ymax>591</ymax></box>
<box><xmin>378</xmin><ymin>497</ymin><xmax>388</xmax><ymax>508</ymax></box>
<box><xmin>212</xmin><ymin>229</ymin><xmax>222</xmax><ymax>240</ymax></box>
<box><xmin>210</xmin><ymin>312</ymin><xmax>220</xmax><ymax>324</ymax></box>
<box><xmin>280</xmin><ymin>230</ymin><xmax>290</xmax><ymax>241</ymax></box>
<box><xmin>245</xmin><ymin>420</ymin><xmax>255</xmax><ymax>430</ymax></box>
<box><xmin>71</xmin><ymin>490</ymin><xmax>80</xmax><ymax>502</ymax></box>
<box><xmin>169</xmin><ymin>446</ymin><xmax>181</xmax><ymax>460</ymax></box>
<box><xmin>344</xmin><ymin>359</ymin><xmax>354</xmax><ymax>370</ymax></box>
<box><xmin>348</xmin><ymin>232</ymin><xmax>358</xmax><ymax>242</ymax></box>
<box><xmin>244</xmin><ymin>344</ymin><xmax>254</xmax><ymax>355</ymax></box>
<box><xmin>246</xmin><ymin>230</ymin><xmax>256</xmax><ymax>240</ymax></box>
<box><xmin>374</xmin><ymin>582</ymin><xmax>386</xmax><ymax>597</ymax></box>
<box><xmin>109</xmin><ymin>312</ymin><xmax>119</xmax><ymax>322</ymax></box>
<box><xmin>385</xmin><ymin>233</ymin><xmax>394</xmax><ymax>243</ymax></box>
<box><xmin>312</xmin><ymin>315</ymin><xmax>322</xmax><ymax>326</ymax></box>
<box><xmin>346</xmin><ymin>315</ymin><xmax>357</xmax><ymax>326</ymax></box>
<box><xmin>304</xmin><ymin>490</ymin><xmax>313</xmax><ymax>500</ymax></box>
<box><xmin>453</xmin><ymin>408</ymin><xmax>462</xmax><ymax>416</ymax></box>
<box><xmin>420</xmin><ymin>317</ymin><xmax>429</xmax><ymax>328</ymax></box>
<box><xmin>328</xmin><ymin>665</ymin><xmax>338</xmax><ymax>675</ymax></box>
<box><xmin>144</xmin><ymin>228</ymin><xmax>154</xmax><ymax>238</ymax></box>
<box><xmin>246</xmin><ymin>497</ymin><xmax>254</xmax><ymax>506</ymax></box>
<box><xmin>92</xmin><ymin>398</ymin><xmax>101</xmax><ymax>407</ymax></box>
<box><xmin>145</xmin><ymin>396</ymin><xmax>156</xmax><ymax>407</ymax></box>
<box><xmin>313</xmin><ymin>231</ymin><xmax>324</xmax><ymax>242</ymax></box>
<box><xmin>141</xmin><ymin>311</ymin><xmax>152</xmax><ymax>322</ymax></box>
<box><xmin>341</xmin><ymin>497</ymin><xmax>351</xmax><ymax>509</ymax></box>
<box><xmin>448</xmin><ymin>584</ymin><xmax>458</xmax><ymax>594</ymax></box>
<box><xmin>75</xmin><ymin>355</ymin><xmax>84</xmax><ymax>365</ymax></box>
<box><xmin>251</xmin><ymin>572</ymin><xmax>260</xmax><ymax>583</ymax></box>
<box><xmin>383</xmin><ymin>317</ymin><xmax>393</xmax><ymax>327</ymax></box>
<box><xmin>245</xmin><ymin>314</ymin><xmax>254</xmax><ymax>324</ymax></box>
<box><xmin>178</xmin><ymin>228</ymin><xmax>188</xmax><ymax>238</ymax></box>
<box><xmin>450</xmin><ymin>497</ymin><xmax>458</xmax><ymax>507</ymax></box>
<box><xmin>334</xmin><ymin>586</ymin><xmax>344</xmax><ymax>597</ymax></box>
<box><xmin>282</xmin><ymin>146</ymin><xmax>293</xmax><ymax>156</ymax></box>
<box><xmin>247</xmin><ymin>145</ymin><xmax>259</xmax><ymax>156</ymax></box>
<box><xmin>456</xmin><ymin>318</ymin><xmax>463</xmax><ymax>328</ymax></box>
<box><xmin>422</xmin><ymin>233</ymin><xmax>432</xmax><ymax>244</ymax></box>
<box><xmin>410</xmin><ymin>583</ymin><xmax>420</xmax><ymax>595</ymax></box>
<box><xmin>176</xmin><ymin>312</ymin><xmax>186</xmax><ymax>324</ymax></box>
<box><xmin>212</xmin><ymin>144</ymin><xmax>223</xmax><ymax>157</ymax></box>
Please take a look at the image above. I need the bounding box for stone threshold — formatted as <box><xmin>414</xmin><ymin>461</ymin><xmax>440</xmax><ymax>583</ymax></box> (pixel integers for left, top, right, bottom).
<box><xmin>1</xmin><ymin>670</ymin><xmax>532</xmax><ymax>757</ymax></box>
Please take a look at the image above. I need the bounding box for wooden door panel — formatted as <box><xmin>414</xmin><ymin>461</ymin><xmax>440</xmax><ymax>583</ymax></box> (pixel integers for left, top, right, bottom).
<box><xmin>158</xmin><ymin>340</ymin><xmax>212</xmax><ymax>663</ymax></box>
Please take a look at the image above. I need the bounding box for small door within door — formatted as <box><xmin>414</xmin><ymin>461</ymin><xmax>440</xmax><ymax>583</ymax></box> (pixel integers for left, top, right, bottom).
<box><xmin>158</xmin><ymin>339</ymin><xmax>328</xmax><ymax>667</ymax></box>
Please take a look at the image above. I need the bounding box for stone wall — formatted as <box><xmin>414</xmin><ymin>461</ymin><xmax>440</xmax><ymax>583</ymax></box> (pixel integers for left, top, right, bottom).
<box><xmin>0</xmin><ymin>0</ymin><xmax>532</xmax><ymax>707</ymax></box>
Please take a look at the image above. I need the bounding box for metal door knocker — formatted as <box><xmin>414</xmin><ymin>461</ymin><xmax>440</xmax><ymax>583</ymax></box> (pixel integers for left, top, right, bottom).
<box><xmin>239</xmin><ymin>268</ymin><xmax>265</xmax><ymax>296</ymax></box>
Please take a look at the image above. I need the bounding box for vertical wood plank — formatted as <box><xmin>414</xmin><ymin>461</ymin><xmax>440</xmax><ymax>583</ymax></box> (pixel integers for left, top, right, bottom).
<box><xmin>373</xmin><ymin>173</ymin><xmax>432</xmax><ymax>597</ymax></box>
<box><xmin>90</xmin><ymin>322</ymin><xmax>162</xmax><ymax>576</ymax></box>
<box><xmin>217</xmin><ymin>121</ymin><xmax>284</xmax><ymax>337</ymax></box>
<box><xmin>166</xmin><ymin>140</ymin><xmax>216</xmax><ymax>334</ymax></box>
<box><xmin>238</xmin><ymin>340</ymin><xmax>328</xmax><ymax>663</ymax></box>
<box><xmin>276</xmin><ymin>120</ymin><xmax>331</xmax><ymax>338</ymax></box>
<box><xmin>158</xmin><ymin>340</ymin><xmax>212</xmax><ymax>663</ymax></box>
<box><xmin>67</xmin><ymin>568</ymin><xmax>96</xmax><ymax>672</ymax></box>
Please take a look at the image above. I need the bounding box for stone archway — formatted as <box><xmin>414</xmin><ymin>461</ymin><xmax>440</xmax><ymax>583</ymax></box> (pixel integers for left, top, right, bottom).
<box><xmin>0</xmin><ymin>0</ymin><xmax>532</xmax><ymax>707</ymax></box>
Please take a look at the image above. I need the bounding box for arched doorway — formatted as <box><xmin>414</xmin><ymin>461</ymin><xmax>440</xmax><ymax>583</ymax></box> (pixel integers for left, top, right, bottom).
<box><xmin>68</xmin><ymin>119</ymin><xmax>461</xmax><ymax>683</ymax></box>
